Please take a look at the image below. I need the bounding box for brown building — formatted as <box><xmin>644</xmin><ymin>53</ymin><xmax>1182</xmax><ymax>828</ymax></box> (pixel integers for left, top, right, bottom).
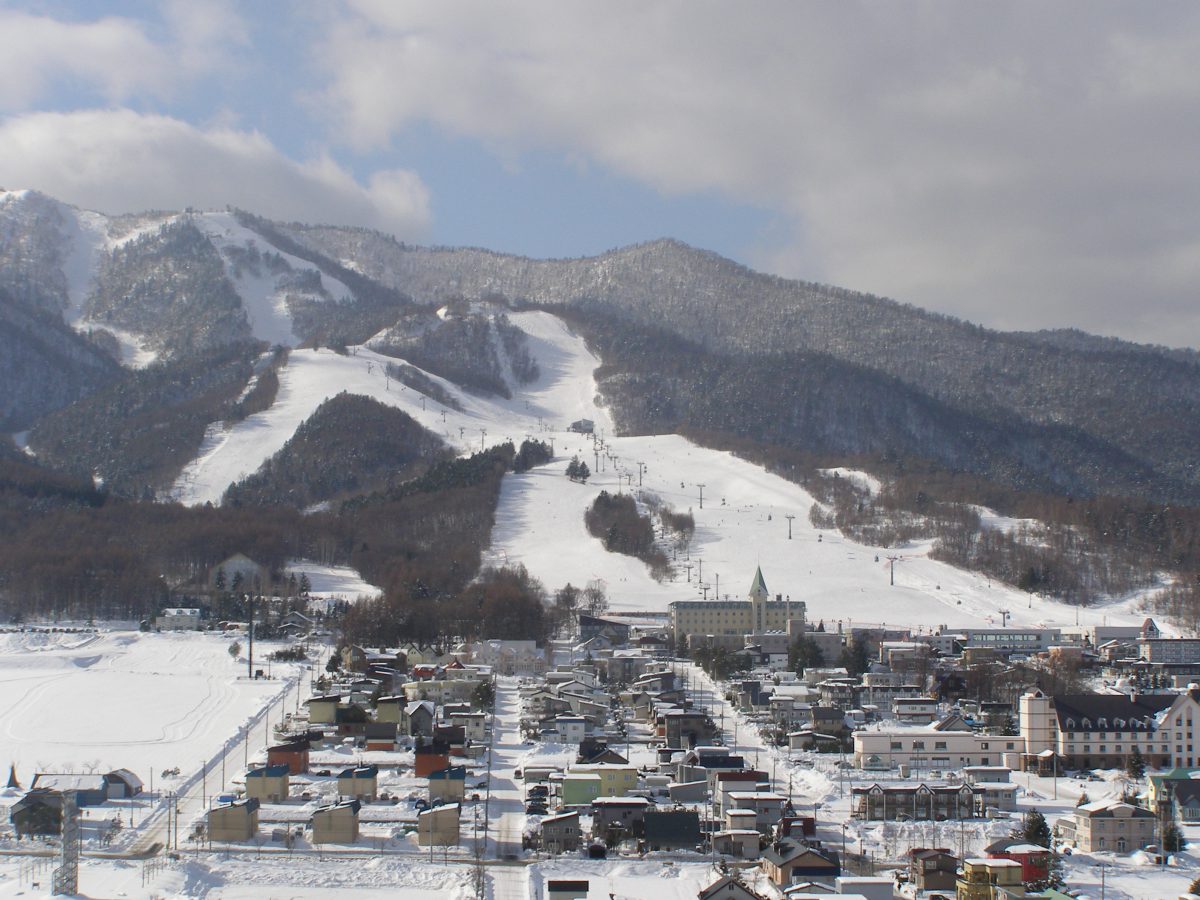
<box><xmin>207</xmin><ymin>799</ymin><xmax>259</xmax><ymax>842</ymax></box>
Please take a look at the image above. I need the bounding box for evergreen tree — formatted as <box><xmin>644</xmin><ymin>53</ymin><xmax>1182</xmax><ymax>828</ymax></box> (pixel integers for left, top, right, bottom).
<box><xmin>1165</xmin><ymin>823</ymin><xmax>1186</xmax><ymax>853</ymax></box>
<box><xmin>1012</xmin><ymin>809</ymin><xmax>1051</xmax><ymax>848</ymax></box>
<box><xmin>577</xmin><ymin>462</ymin><xmax>590</xmax><ymax>483</ymax></box>
<box><xmin>1126</xmin><ymin>747</ymin><xmax>1146</xmax><ymax>779</ymax></box>
<box><xmin>567</xmin><ymin>457</ymin><xmax>580</xmax><ymax>480</ymax></box>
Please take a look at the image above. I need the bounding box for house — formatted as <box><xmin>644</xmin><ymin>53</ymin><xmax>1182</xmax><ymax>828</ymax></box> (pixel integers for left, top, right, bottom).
<box><xmin>10</xmin><ymin>790</ymin><xmax>63</xmax><ymax>837</ymax></box>
<box><xmin>591</xmin><ymin>797</ymin><xmax>652</xmax><ymax>838</ymax></box>
<box><xmin>570</xmin><ymin>763</ymin><xmax>638</xmax><ymax>797</ymax></box>
<box><xmin>449</xmin><ymin>711</ymin><xmax>488</xmax><ymax>743</ymax></box>
<box><xmin>569</xmin><ymin>419</ymin><xmax>594</xmax><ymax>434</ymax></box>
<box><xmin>698</xmin><ymin>873</ymin><xmax>769</xmax><ymax>900</ymax></box>
<box><xmin>760</xmin><ymin>839</ymin><xmax>841</xmax><ymax>887</ymax></box>
<box><xmin>208</xmin><ymin>798</ymin><xmax>260</xmax><ymax>842</ymax></box>
<box><xmin>985</xmin><ymin>839</ymin><xmax>1050</xmax><ymax>885</ymax></box>
<box><xmin>956</xmin><ymin>858</ymin><xmax>1024</xmax><ymax>900</ymax></box>
<box><xmin>555</xmin><ymin>715</ymin><xmax>588</xmax><ymax>744</ymax></box>
<box><xmin>305</xmin><ymin>695</ymin><xmax>344</xmax><ymax>725</ymax></box>
<box><xmin>713</xmin><ymin>829</ymin><xmax>761</xmax><ymax>859</ymax></box>
<box><xmin>336</xmin><ymin>765</ymin><xmax>378</xmax><ymax>802</ymax></box>
<box><xmin>1061</xmin><ymin>800</ymin><xmax>1155</xmax><ymax>854</ymax></box>
<box><xmin>561</xmin><ymin>773</ymin><xmax>603</xmax><ymax>807</ymax></box>
<box><xmin>417</xmin><ymin>802</ymin><xmax>460</xmax><ymax>846</ymax></box>
<box><xmin>245</xmin><ymin>764</ymin><xmax>290</xmax><ymax>802</ymax></box>
<box><xmin>29</xmin><ymin>774</ymin><xmax>108</xmax><ymax>807</ymax></box>
<box><xmin>311</xmin><ymin>799</ymin><xmax>361</xmax><ymax>843</ymax></box>
<box><xmin>364</xmin><ymin>721</ymin><xmax>398</xmax><ymax>752</ymax></box>
<box><xmin>267</xmin><ymin>739</ymin><xmax>309</xmax><ymax>775</ymax></box>
<box><xmin>541</xmin><ymin>810</ymin><xmax>582</xmax><ymax>853</ymax></box>
<box><xmin>893</xmin><ymin>697</ymin><xmax>940</xmax><ymax>725</ymax></box>
<box><xmin>157</xmin><ymin>607</ymin><xmax>202</xmax><ymax>631</ymax></box>
<box><xmin>428</xmin><ymin>765</ymin><xmax>467</xmax><ymax>803</ymax></box>
<box><xmin>375</xmin><ymin>695</ymin><xmax>406</xmax><ymax>724</ymax></box>
<box><xmin>908</xmin><ymin>848</ymin><xmax>958</xmax><ymax>894</ymax></box>
<box><xmin>406</xmin><ymin>700</ymin><xmax>436</xmax><ymax>737</ymax></box>
<box><xmin>725</xmin><ymin>791</ymin><xmax>787</xmax><ymax>831</ymax></box>
<box><xmin>642</xmin><ymin>809</ymin><xmax>701</xmax><ymax>851</ymax></box>
<box><xmin>415</xmin><ymin>737</ymin><xmax>452</xmax><ymax>777</ymax></box>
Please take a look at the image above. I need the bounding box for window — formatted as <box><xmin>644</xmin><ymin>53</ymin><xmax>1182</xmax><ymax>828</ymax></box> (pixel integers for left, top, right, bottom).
<box><xmin>890</xmin><ymin>742</ymin><xmax>902</xmax><ymax>750</ymax></box>
<box><xmin>913</xmin><ymin>741</ymin><xmax>925</xmax><ymax>750</ymax></box>
<box><xmin>980</xmin><ymin>742</ymin><xmax>989</xmax><ymax>750</ymax></box>
<box><xmin>935</xmin><ymin>741</ymin><xmax>947</xmax><ymax>750</ymax></box>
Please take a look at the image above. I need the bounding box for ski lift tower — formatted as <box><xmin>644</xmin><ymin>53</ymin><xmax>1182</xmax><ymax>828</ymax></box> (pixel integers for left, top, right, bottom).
<box><xmin>52</xmin><ymin>791</ymin><xmax>80</xmax><ymax>895</ymax></box>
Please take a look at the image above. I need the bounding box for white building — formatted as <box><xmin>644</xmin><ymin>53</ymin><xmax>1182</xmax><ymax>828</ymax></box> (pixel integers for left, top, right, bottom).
<box><xmin>156</xmin><ymin>608</ymin><xmax>201</xmax><ymax>631</ymax></box>
<box><xmin>853</xmin><ymin>728</ymin><xmax>1023</xmax><ymax>770</ymax></box>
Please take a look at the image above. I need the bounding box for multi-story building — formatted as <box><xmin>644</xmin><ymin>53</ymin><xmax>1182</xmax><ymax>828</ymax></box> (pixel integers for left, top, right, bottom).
<box><xmin>853</xmin><ymin>729</ymin><xmax>1022</xmax><ymax>770</ymax></box>
<box><xmin>1058</xmin><ymin>800</ymin><xmax>1156</xmax><ymax>854</ymax></box>
<box><xmin>669</xmin><ymin>569</ymin><xmax>805</xmax><ymax>647</ymax></box>
<box><xmin>955</xmin><ymin>858</ymin><xmax>1024</xmax><ymax>900</ymax></box>
<box><xmin>1018</xmin><ymin>687</ymin><xmax>1200</xmax><ymax>769</ymax></box>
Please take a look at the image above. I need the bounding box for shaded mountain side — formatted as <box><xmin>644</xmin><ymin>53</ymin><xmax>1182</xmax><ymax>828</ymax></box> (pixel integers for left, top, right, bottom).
<box><xmin>29</xmin><ymin>342</ymin><xmax>263</xmax><ymax>498</ymax></box>
<box><xmin>85</xmin><ymin>219</ymin><xmax>252</xmax><ymax>358</ymax></box>
<box><xmin>369</xmin><ymin>307</ymin><xmax>538</xmax><ymax>398</ymax></box>
<box><xmin>0</xmin><ymin>291</ymin><xmax>121</xmax><ymax>431</ymax></box>
<box><xmin>562</xmin><ymin>307</ymin><xmax>1183</xmax><ymax>501</ymax></box>
<box><xmin>231</xmin><ymin>209</ymin><xmax>414</xmax><ymax>347</ymax></box>
<box><xmin>222</xmin><ymin>393</ymin><xmax>452</xmax><ymax>509</ymax></box>
<box><xmin>281</xmin><ymin>227</ymin><xmax>1200</xmax><ymax>496</ymax></box>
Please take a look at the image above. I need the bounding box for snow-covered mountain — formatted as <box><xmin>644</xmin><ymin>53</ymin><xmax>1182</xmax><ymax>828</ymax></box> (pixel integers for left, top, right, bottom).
<box><xmin>0</xmin><ymin>189</ymin><xmax>1196</xmax><ymax>633</ymax></box>
<box><xmin>5</xmin><ymin>189</ymin><xmax>1200</xmax><ymax>504</ymax></box>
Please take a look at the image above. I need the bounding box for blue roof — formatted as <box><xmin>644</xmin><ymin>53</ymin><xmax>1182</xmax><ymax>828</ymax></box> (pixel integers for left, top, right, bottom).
<box><xmin>247</xmin><ymin>764</ymin><xmax>290</xmax><ymax>778</ymax></box>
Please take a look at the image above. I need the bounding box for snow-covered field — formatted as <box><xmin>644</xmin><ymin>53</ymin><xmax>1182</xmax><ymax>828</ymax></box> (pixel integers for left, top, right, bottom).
<box><xmin>0</xmin><ymin>629</ymin><xmax>297</xmax><ymax>780</ymax></box>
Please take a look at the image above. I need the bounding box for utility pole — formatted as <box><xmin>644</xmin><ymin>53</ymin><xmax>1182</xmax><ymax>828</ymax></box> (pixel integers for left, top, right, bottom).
<box><xmin>247</xmin><ymin>594</ymin><xmax>254</xmax><ymax>679</ymax></box>
<box><xmin>480</xmin><ymin>428</ymin><xmax>487</xmax><ymax>451</ymax></box>
<box><xmin>697</xmin><ymin>483</ymin><xmax>706</xmax><ymax>509</ymax></box>
<box><xmin>785</xmin><ymin>514</ymin><xmax>795</xmax><ymax>539</ymax></box>
<box><xmin>638</xmin><ymin>462</ymin><xmax>645</xmax><ymax>486</ymax></box>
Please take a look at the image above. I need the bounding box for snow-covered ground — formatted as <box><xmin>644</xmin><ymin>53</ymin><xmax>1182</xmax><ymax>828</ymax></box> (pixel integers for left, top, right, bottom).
<box><xmin>0</xmin><ymin>629</ymin><xmax>298</xmax><ymax>781</ymax></box>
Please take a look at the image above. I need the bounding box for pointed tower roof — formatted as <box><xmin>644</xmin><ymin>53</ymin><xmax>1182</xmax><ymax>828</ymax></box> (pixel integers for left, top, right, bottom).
<box><xmin>749</xmin><ymin>567</ymin><xmax>769</xmax><ymax>601</ymax></box>
<box><xmin>7</xmin><ymin>763</ymin><xmax>20</xmax><ymax>790</ymax></box>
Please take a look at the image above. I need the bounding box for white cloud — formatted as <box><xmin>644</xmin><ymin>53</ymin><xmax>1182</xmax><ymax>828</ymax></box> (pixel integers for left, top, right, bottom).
<box><xmin>0</xmin><ymin>5</ymin><xmax>250</xmax><ymax>111</ymax></box>
<box><xmin>317</xmin><ymin>1</ymin><xmax>1200</xmax><ymax>346</ymax></box>
<box><xmin>0</xmin><ymin>109</ymin><xmax>430</xmax><ymax>238</ymax></box>
<box><xmin>0</xmin><ymin>11</ymin><xmax>171</xmax><ymax>109</ymax></box>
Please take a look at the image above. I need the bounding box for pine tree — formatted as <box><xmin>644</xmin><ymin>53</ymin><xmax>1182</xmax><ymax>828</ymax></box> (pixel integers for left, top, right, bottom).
<box><xmin>1012</xmin><ymin>809</ymin><xmax>1051</xmax><ymax>848</ymax></box>
<box><xmin>1126</xmin><ymin>747</ymin><xmax>1146</xmax><ymax>779</ymax></box>
<box><xmin>567</xmin><ymin>457</ymin><xmax>580</xmax><ymax>480</ymax></box>
<box><xmin>577</xmin><ymin>462</ymin><xmax>590</xmax><ymax>483</ymax></box>
<box><xmin>1164</xmin><ymin>823</ymin><xmax>1186</xmax><ymax>853</ymax></box>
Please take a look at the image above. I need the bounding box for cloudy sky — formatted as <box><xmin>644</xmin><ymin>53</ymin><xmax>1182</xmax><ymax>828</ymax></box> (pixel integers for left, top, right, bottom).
<box><xmin>3</xmin><ymin>2</ymin><xmax>1199</xmax><ymax>347</ymax></box>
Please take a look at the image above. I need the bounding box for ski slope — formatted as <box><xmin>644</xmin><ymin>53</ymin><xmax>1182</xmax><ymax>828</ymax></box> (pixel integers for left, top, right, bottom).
<box><xmin>167</xmin><ymin>303</ymin><xmax>1152</xmax><ymax>631</ymax></box>
<box><xmin>171</xmin><ymin>309</ymin><xmax>612</xmax><ymax>505</ymax></box>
